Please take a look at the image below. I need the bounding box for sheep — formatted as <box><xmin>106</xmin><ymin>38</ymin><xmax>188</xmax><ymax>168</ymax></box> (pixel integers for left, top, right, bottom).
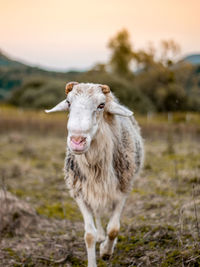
<box><xmin>45</xmin><ymin>82</ymin><xmax>144</xmax><ymax>267</ymax></box>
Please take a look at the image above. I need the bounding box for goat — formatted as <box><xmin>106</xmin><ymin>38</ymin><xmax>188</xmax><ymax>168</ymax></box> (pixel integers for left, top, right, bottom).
<box><xmin>46</xmin><ymin>82</ymin><xmax>144</xmax><ymax>267</ymax></box>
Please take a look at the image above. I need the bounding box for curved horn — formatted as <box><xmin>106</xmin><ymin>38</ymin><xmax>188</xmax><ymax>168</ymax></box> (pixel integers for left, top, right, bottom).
<box><xmin>100</xmin><ymin>84</ymin><xmax>110</xmax><ymax>94</ymax></box>
<box><xmin>65</xmin><ymin>81</ymin><xmax>79</xmax><ymax>95</ymax></box>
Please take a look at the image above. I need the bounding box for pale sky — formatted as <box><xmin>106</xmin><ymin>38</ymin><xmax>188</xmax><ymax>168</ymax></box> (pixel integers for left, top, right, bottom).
<box><xmin>1</xmin><ymin>0</ymin><xmax>200</xmax><ymax>71</ymax></box>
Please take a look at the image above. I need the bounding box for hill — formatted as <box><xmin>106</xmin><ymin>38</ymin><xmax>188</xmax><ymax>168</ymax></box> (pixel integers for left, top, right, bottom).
<box><xmin>182</xmin><ymin>54</ymin><xmax>200</xmax><ymax>65</ymax></box>
<box><xmin>0</xmin><ymin>50</ymin><xmax>81</xmax><ymax>100</ymax></box>
<box><xmin>0</xmin><ymin>50</ymin><xmax>27</xmax><ymax>68</ymax></box>
<box><xmin>1</xmin><ymin>48</ymin><xmax>200</xmax><ymax>112</ymax></box>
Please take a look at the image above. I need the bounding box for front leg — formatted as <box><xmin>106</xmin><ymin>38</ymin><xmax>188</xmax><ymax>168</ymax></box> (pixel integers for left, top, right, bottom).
<box><xmin>100</xmin><ymin>196</ymin><xmax>127</xmax><ymax>259</ymax></box>
<box><xmin>76</xmin><ymin>197</ymin><xmax>97</xmax><ymax>267</ymax></box>
<box><xmin>95</xmin><ymin>213</ymin><xmax>105</xmax><ymax>242</ymax></box>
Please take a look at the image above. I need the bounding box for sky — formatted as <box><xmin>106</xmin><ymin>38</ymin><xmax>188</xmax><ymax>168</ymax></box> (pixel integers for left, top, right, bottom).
<box><xmin>1</xmin><ymin>0</ymin><xmax>200</xmax><ymax>71</ymax></box>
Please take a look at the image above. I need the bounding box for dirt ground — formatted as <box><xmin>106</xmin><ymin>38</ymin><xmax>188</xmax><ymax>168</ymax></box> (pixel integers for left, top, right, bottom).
<box><xmin>0</xmin><ymin>110</ymin><xmax>200</xmax><ymax>266</ymax></box>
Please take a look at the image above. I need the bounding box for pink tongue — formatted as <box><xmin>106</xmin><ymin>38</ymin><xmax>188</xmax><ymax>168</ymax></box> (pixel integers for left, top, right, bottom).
<box><xmin>71</xmin><ymin>137</ymin><xmax>86</xmax><ymax>150</ymax></box>
<box><xmin>71</xmin><ymin>137</ymin><xmax>84</xmax><ymax>145</ymax></box>
<box><xmin>72</xmin><ymin>139</ymin><xmax>82</xmax><ymax>145</ymax></box>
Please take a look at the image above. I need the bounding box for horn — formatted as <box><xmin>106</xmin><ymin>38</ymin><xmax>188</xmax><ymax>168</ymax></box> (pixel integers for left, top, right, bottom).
<box><xmin>100</xmin><ymin>84</ymin><xmax>110</xmax><ymax>94</ymax></box>
<box><xmin>65</xmin><ymin>82</ymin><xmax>79</xmax><ymax>95</ymax></box>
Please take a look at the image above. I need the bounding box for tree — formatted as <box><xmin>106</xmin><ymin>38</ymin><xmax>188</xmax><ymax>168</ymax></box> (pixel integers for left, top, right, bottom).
<box><xmin>108</xmin><ymin>29</ymin><xmax>134</xmax><ymax>77</ymax></box>
<box><xmin>160</xmin><ymin>39</ymin><xmax>181</xmax><ymax>66</ymax></box>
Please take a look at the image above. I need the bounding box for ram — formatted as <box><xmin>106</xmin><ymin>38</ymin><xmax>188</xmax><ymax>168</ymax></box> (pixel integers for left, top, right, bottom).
<box><xmin>46</xmin><ymin>82</ymin><xmax>144</xmax><ymax>267</ymax></box>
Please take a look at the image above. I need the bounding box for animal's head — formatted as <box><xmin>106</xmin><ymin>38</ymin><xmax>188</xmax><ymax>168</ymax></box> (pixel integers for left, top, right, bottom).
<box><xmin>46</xmin><ymin>82</ymin><xmax>133</xmax><ymax>154</ymax></box>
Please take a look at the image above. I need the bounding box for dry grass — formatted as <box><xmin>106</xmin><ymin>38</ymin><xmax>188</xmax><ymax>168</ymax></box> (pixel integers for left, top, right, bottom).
<box><xmin>0</xmin><ymin>107</ymin><xmax>200</xmax><ymax>266</ymax></box>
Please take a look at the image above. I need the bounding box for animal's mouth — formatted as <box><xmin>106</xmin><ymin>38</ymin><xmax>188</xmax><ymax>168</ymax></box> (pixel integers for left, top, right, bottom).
<box><xmin>70</xmin><ymin>136</ymin><xmax>87</xmax><ymax>153</ymax></box>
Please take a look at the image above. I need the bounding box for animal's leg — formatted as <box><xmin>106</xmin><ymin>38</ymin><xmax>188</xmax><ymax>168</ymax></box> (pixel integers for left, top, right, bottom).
<box><xmin>95</xmin><ymin>213</ymin><xmax>105</xmax><ymax>242</ymax></box>
<box><xmin>76</xmin><ymin>198</ymin><xmax>97</xmax><ymax>267</ymax></box>
<box><xmin>100</xmin><ymin>196</ymin><xmax>126</xmax><ymax>259</ymax></box>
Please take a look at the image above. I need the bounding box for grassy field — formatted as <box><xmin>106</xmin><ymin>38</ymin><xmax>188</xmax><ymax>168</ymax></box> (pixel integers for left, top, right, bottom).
<box><xmin>0</xmin><ymin>106</ymin><xmax>200</xmax><ymax>266</ymax></box>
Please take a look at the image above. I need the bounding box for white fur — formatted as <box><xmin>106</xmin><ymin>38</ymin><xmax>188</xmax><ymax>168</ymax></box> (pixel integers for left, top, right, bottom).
<box><xmin>46</xmin><ymin>83</ymin><xmax>144</xmax><ymax>267</ymax></box>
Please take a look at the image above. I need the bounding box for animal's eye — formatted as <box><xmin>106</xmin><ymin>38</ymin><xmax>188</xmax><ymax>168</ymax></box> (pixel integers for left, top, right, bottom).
<box><xmin>97</xmin><ymin>103</ymin><xmax>105</xmax><ymax>109</ymax></box>
<box><xmin>66</xmin><ymin>100</ymin><xmax>71</xmax><ymax>107</ymax></box>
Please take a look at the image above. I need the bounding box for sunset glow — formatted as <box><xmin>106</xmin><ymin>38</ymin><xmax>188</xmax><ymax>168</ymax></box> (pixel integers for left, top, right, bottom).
<box><xmin>1</xmin><ymin>0</ymin><xmax>200</xmax><ymax>70</ymax></box>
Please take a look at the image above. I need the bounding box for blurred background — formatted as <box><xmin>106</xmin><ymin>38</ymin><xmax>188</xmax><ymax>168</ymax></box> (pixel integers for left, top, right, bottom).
<box><xmin>0</xmin><ymin>0</ymin><xmax>200</xmax><ymax>112</ymax></box>
<box><xmin>1</xmin><ymin>0</ymin><xmax>200</xmax><ymax>266</ymax></box>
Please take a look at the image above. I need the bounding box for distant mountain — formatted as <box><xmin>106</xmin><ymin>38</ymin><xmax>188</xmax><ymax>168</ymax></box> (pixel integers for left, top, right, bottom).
<box><xmin>182</xmin><ymin>54</ymin><xmax>200</xmax><ymax>65</ymax></box>
<box><xmin>0</xmin><ymin>50</ymin><xmax>27</xmax><ymax>68</ymax></box>
<box><xmin>0</xmin><ymin>50</ymin><xmax>82</xmax><ymax>100</ymax></box>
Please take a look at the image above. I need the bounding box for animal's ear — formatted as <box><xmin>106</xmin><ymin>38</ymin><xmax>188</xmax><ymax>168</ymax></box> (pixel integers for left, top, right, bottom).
<box><xmin>45</xmin><ymin>99</ymin><xmax>69</xmax><ymax>113</ymax></box>
<box><xmin>65</xmin><ymin>81</ymin><xmax>79</xmax><ymax>95</ymax></box>
<box><xmin>106</xmin><ymin>101</ymin><xmax>133</xmax><ymax>117</ymax></box>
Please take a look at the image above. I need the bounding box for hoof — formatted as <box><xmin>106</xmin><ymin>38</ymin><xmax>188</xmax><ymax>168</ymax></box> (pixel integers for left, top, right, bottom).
<box><xmin>102</xmin><ymin>254</ymin><xmax>111</xmax><ymax>261</ymax></box>
<box><xmin>100</xmin><ymin>240</ymin><xmax>113</xmax><ymax>259</ymax></box>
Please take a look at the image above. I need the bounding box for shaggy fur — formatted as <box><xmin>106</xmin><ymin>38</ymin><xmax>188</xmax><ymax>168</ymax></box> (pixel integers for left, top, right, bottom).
<box><xmin>46</xmin><ymin>82</ymin><xmax>144</xmax><ymax>267</ymax></box>
<box><xmin>64</xmin><ymin>108</ymin><xmax>143</xmax><ymax>211</ymax></box>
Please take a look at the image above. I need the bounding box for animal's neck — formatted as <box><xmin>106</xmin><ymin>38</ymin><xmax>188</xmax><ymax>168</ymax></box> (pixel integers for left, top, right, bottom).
<box><xmin>77</xmin><ymin>118</ymin><xmax>116</xmax><ymax>167</ymax></box>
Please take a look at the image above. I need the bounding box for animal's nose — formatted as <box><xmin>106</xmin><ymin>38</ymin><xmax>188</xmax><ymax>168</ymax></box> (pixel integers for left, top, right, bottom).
<box><xmin>67</xmin><ymin>108</ymin><xmax>93</xmax><ymax>136</ymax></box>
<box><xmin>68</xmin><ymin>120</ymin><xmax>92</xmax><ymax>136</ymax></box>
